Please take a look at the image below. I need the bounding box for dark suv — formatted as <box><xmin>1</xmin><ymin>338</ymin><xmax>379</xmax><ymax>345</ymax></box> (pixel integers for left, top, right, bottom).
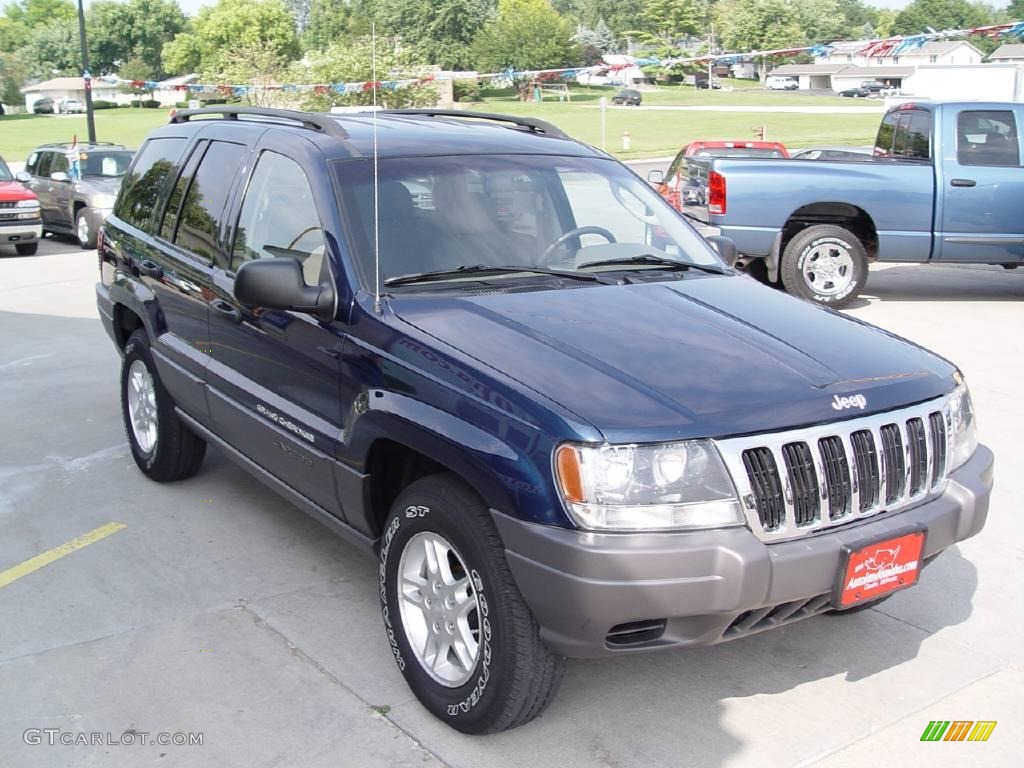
<box><xmin>96</xmin><ymin>107</ymin><xmax>993</xmax><ymax>735</ymax></box>
<box><xmin>611</xmin><ymin>88</ymin><xmax>642</xmax><ymax>106</ymax></box>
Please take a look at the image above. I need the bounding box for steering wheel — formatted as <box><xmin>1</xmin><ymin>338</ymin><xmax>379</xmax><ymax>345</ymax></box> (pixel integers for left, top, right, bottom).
<box><xmin>287</xmin><ymin>226</ymin><xmax>323</xmax><ymax>250</ymax></box>
<box><xmin>541</xmin><ymin>226</ymin><xmax>617</xmax><ymax>261</ymax></box>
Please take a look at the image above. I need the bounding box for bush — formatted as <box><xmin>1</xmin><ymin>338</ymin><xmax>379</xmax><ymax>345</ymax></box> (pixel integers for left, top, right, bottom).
<box><xmin>128</xmin><ymin>99</ymin><xmax>161</xmax><ymax>108</ymax></box>
<box><xmin>91</xmin><ymin>100</ymin><xmax>117</xmax><ymax>109</ymax></box>
<box><xmin>453</xmin><ymin>79</ymin><xmax>481</xmax><ymax>103</ymax></box>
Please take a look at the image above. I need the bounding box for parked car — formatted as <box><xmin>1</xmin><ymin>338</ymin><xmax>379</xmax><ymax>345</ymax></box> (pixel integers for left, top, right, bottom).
<box><xmin>19</xmin><ymin>142</ymin><xmax>134</xmax><ymax>248</ymax></box>
<box><xmin>58</xmin><ymin>98</ymin><xmax>86</xmax><ymax>114</ymax></box>
<box><xmin>695</xmin><ymin>78</ymin><xmax>722</xmax><ymax>90</ymax></box>
<box><xmin>679</xmin><ymin>101</ymin><xmax>1024</xmax><ymax>307</ymax></box>
<box><xmin>0</xmin><ymin>155</ymin><xmax>42</xmax><ymax>255</ymax></box>
<box><xmin>838</xmin><ymin>87</ymin><xmax>870</xmax><ymax>98</ymax></box>
<box><xmin>861</xmin><ymin>80</ymin><xmax>888</xmax><ymax>93</ymax></box>
<box><xmin>96</xmin><ymin>106</ymin><xmax>991</xmax><ymax>734</ymax></box>
<box><xmin>611</xmin><ymin>88</ymin><xmax>642</xmax><ymax>106</ymax></box>
<box><xmin>765</xmin><ymin>75</ymin><xmax>799</xmax><ymax>90</ymax></box>
<box><xmin>791</xmin><ymin>145</ymin><xmax>875</xmax><ymax>161</ymax></box>
<box><xmin>32</xmin><ymin>97</ymin><xmax>55</xmax><ymax>114</ymax></box>
<box><xmin>652</xmin><ymin>140</ymin><xmax>789</xmax><ymax>213</ymax></box>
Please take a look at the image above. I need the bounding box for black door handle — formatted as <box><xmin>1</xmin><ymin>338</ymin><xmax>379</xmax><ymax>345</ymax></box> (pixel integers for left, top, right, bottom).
<box><xmin>210</xmin><ymin>299</ymin><xmax>242</xmax><ymax>323</ymax></box>
<box><xmin>951</xmin><ymin>178</ymin><xmax>976</xmax><ymax>187</ymax></box>
<box><xmin>138</xmin><ymin>259</ymin><xmax>162</xmax><ymax>278</ymax></box>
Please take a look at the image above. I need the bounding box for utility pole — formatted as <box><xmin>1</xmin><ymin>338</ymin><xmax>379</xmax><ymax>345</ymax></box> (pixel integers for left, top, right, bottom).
<box><xmin>76</xmin><ymin>0</ymin><xmax>97</xmax><ymax>144</ymax></box>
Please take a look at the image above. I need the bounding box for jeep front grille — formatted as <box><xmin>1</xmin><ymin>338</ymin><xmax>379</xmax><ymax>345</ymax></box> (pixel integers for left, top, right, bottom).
<box><xmin>717</xmin><ymin>397</ymin><xmax>952</xmax><ymax>543</ymax></box>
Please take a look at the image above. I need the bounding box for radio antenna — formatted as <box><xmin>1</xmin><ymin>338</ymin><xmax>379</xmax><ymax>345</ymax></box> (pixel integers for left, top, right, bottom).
<box><xmin>372</xmin><ymin>22</ymin><xmax>382</xmax><ymax>314</ymax></box>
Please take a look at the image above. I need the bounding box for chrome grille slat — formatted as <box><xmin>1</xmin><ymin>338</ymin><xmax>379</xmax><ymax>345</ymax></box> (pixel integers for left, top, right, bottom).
<box><xmin>716</xmin><ymin>395</ymin><xmax>951</xmax><ymax>543</ymax></box>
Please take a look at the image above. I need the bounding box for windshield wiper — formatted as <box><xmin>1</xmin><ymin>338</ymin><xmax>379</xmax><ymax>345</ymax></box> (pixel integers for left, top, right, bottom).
<box><xmin>384</xmin><ymin>264</ymin><xmax>602</xmax><ymax>287</ymax></box>
<box><xmin>578</xmin><ymin>254</ymin><xmax>725</xmax><ymax>274</ymax></box>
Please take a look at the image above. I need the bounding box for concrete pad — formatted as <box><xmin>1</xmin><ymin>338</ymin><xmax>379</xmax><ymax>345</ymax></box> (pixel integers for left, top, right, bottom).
<box><xmin>0</xmin><ymin>608</ymin><xmax>442</xmax><ymax>767</ymax></box>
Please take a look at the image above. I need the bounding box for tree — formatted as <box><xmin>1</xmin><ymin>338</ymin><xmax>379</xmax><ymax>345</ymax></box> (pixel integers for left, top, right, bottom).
<box><xmin>1009</xmin><ymin>0</ymin><xmax>1024</xmax><ymax>19</ymax></box>
<box><xmin>295</xmin><ymin>36</ymin><xmax>437</xmax><ymax>110</ymax></box>
<box><xmin>18</xmin><ymin>18</ymin><xmax>80</xmax><ymax>78</ymax></box>
<box><xmin>0</xmin><ymin>51</ymin><xmax>30</xmax><ymax>104</ymax></box>
<box><xmin>634</xmin><ymin>0</ymin><xmax>706</xmax><ymax>46</ymax></box>
<box><xmin>378</xmin><ymin>0</ymin><xmax>495</xmax><ymax>70</ymax></box>
<box><xmin>891</xmin><ymin>0</ymin><xmax>991</xmax><ymax>36</ymax></box>
<box><xmin>4</xmin><ymin>0</ymin><xmax>75</xmax><ymax>27</ymax></box>
<box><xmin>714</xmin><ymin>0</ymin><xmax>805</xmax><ymax>79</ymax></box>
<box><xmin>574</xmin><ymin>18</ymin><xmax>619</xmax><ymax>63</ymax></box>
<box><xmin>118</xmin><ymin>56</ymin><xmax>156</xmax><ymax>103</ymax></box>
<box><xmin>88</xmin><ymin>0</ymin><xmax>187</xmax><ymax>78</ymax></box>
<box><xmin>471</xmin><ymin>0</ymin><xmax>581</xmax><ymax>72</ymax></box>
<box><xmin>162</xmin><ymin>0</ymin><xmax>300</xmax><ymax>79</ymax></box>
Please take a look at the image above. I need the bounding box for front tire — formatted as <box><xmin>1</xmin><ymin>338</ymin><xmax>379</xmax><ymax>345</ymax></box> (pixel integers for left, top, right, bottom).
<box><xmin>379</xmin><ymin>474</ymin><xmax>564</xmax><ymax>734</ymax></box>
<box><xmin>780</xmin><ymin>224</ymin><xmax>867</xmax><ymax>309</ymax></box>
<box><xmin>76</xmin><ymin>208</ymin><xmax>97</xmax><ymax>249</ymax></box>
<box><xmin>121</xmin><ymin>330</ymin><xmax>206</xmax><ymax>482</ymax></box>
<box><xmin>15</xmin><ymin>242</ymin><xmax>38</xmax><ymax>256</ymax></box>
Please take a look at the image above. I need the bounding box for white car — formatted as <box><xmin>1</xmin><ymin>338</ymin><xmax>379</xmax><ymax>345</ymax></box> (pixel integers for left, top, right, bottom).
<box><xmin>765</xmin><ymin>75</ymin><xmax>799</xmax><ymax>91</ymax></box>
<box><xmin>59</xmin><ymin>99</ymin><xmax>86</xmax><ymax>114</ymax></box>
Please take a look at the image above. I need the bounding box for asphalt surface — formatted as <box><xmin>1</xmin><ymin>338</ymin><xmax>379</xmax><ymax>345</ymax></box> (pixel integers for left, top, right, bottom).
<box><xmin>1</xmin><ymin>235</ymin><xmax>1022</xmax><ymax>767</ymax></box>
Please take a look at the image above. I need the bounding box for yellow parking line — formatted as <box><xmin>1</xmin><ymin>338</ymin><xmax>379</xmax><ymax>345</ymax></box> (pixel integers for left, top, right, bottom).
<box><xmin>0</xmin><ymin>522</ymin><xmax>126</xmax><ymax>589</ymax></box>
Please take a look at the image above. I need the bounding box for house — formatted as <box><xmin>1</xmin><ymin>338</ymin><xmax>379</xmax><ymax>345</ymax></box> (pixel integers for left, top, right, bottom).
<box><xmin>768</xmin><ymin>39</ymin><xmax>986</xmax><ymax>92</ymax></box>
<box><xmin>989</xmin><ymin>43</ymin><xmax>1024</xmax><ymax>63</ymax></box>
<box><xmin>152</xmin><ymin>74</ymin><xmax>199</xmax><ymax>106</ymax></box>
<box><xmin>576</xmin><ymin>55</ymin><xmax>653</xmax><ymax>87</ymax></box>
<box><xmin>21</xmin><ymin>76</ymin><xmax>126</xmax><ymax>110</ymax></box>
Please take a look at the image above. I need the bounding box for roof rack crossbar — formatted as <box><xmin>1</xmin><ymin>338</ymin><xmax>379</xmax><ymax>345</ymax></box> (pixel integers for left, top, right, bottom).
<box><xmin>378</xmin><ymin>109</ymin><xmax>568</xmax><ymax>139</ymax></box>
<box><xmin>169</xmin><ymin>106</ymin><xmax>349</xmax><ymax>139</ymax></box>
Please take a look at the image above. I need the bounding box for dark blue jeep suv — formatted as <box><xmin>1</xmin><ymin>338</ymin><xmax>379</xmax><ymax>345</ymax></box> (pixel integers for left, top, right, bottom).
<box><xmin>96</xmin><ymin>107</ymin><xmax>993</xmax><ymax>734</ymax></box>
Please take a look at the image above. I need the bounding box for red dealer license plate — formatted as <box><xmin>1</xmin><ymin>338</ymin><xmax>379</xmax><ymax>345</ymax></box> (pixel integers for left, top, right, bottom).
<box><xmin>833</xmin><ymin>529</ymin><xmax>927</xmax><ymax>609</ymax></box>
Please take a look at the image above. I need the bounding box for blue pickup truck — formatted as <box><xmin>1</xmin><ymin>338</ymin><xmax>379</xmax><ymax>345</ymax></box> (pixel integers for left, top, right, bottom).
<box><xmin>678</xmin><ymin>101</ymin><xmax>1024</xmax><ymax>307</ymax></box>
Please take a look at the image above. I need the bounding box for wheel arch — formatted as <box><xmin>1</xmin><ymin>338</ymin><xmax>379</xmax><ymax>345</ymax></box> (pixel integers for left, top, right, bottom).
<box><xmin>781</xmin><ymin>202</ymin><xmax>878</xmax><ymax>262</ymax></box>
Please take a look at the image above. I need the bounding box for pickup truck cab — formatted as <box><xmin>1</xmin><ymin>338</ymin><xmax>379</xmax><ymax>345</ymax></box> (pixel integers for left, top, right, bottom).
<box><xmin>682</xmin><ymin>101</ymin><xmax>1024</xmax><ymax>307</ymax></box>
<box><xmin>0</xmin><ymin>155</ymin><xmax>42</xmax><ymax>255</ymax></box>
<box><xmin>96</xmin><ymin>107</ymin><xmax>992</xmax><ymax>734</ymax></box>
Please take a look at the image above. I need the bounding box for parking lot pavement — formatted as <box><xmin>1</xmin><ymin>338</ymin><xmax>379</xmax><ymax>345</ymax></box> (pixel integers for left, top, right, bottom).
<box><xmin>1</xmin><ymin>251</ymin><xmax>1021</xmax><ymax>766</ymax></box>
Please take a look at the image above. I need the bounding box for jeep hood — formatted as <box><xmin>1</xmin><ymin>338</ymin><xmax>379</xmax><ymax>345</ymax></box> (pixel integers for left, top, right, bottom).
<box><xmin>390</xmin><ymin>275</ymin><xmax>955</xmax><ymax>442</ymax></box>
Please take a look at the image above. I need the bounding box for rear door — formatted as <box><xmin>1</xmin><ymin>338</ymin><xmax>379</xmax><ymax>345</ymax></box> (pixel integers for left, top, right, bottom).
<box><xmin>205</xmin><ymin>132</ymin><xmax>346</xmax><ymax>516</ymax></box>
<box><xmin>936</xmin><ymin>105</ymin><xmax>1024</xmax><ymax>264</ymax></box>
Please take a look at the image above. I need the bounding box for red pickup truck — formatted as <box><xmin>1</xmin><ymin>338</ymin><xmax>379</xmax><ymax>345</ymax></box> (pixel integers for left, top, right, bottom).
<box><xmin>0</xmin><ymin>156</ymin><xmax>41</xmax><ymax>255</ymax></box>
<box><xmin>653</xmin><ymin>140</ymin><xmax>789</xmax><ymax>213</ymax></box>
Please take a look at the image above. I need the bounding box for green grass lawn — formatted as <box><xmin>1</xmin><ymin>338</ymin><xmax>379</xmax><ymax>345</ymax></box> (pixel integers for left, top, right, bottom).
<box><xmin>0</xmin><ymin>108</ymin><xmax>169</xmax><ymax>159</ymax></box>
<box><xmin>1</xmin><ymin>91</ymin><xmax>881</xmax><ymax>162</ymax></box>
<box><xmin>469</xmin><ymin>99</ymin><xmax>881</xmax><ymax>158</ymax></box>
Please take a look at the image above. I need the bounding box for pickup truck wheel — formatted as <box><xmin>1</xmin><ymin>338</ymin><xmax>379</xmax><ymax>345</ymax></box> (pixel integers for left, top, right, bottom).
<box><xmin>781</xmin><ymin>225</ymin><xmax>867</xmax><ymax>309</ymax></box>
<box><xmin>121</xmin><ymin>330</ymin><xmax>206</xmax><ymax>482</ymax></box>
<box><xmin>76</xmin><ymin>209</ymin><xmax>97</xmax><ymax>249</ymax></box>
<box><xmin>379</xmin><ymin>473</ymin><xmax>565</xmax><ymax>734</ymax></box>
<box><xmin>15</xmin><ymin>242</ymin><xmax>38</xmax><ymax>256</ymax></box>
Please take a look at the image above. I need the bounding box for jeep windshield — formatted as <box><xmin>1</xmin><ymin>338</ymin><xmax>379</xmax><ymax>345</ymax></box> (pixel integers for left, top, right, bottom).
<box><xmin>333</xmin><ymin>154</ymin><xmax>725</xmax><ymax>290</ymax></box>
<box><xmin>76</xmin><ymin>150</ymin><xmax>134</xmax><ymax>178</ymax></box>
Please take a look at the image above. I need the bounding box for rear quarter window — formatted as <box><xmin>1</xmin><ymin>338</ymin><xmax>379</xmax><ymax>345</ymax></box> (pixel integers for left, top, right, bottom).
<box><xmin>114</xmin><ymin>137</ymin><xmax>187</xmax><ymax>232</ymax></box>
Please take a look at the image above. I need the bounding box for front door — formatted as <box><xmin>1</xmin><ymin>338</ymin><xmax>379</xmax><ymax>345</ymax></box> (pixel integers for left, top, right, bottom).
<box><xmin>937</xmin><ymin>105</ymin><xmax>1024</xmax><ymax>264</ymax></box>
<box><xmin>206</xmin><ymin>139</ymin><xmax>346</xmax><ymax>516</ymax></box>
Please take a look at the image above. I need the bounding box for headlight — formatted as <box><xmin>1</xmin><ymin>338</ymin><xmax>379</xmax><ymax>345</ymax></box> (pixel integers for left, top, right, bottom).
<box><xmin>947</xmin><ymin>378</ymin><xmax>977</xmax><ymax>472</ymax></box>
<box><xmin>92</xmin><ymin>194</ymin><xmax>117</xmax><ymax>208</ymax></box>
<box><xmin>554</xmin><ymin>440</ymin><xmax>744</xmax><ymax>531</ymax></box>
<box><xmin>15</xmin><ymin>199</ymin><xmax>39</xmax><ymax>209</ymax></box>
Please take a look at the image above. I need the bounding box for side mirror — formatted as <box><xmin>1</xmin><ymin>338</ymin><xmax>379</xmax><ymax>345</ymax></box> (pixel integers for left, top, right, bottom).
<box><xmin>234</xmin><ymin>258</ymin><xmax>335</xmax><ymax>321</ymax></box>
<box><xmin>15</xmin><ymin>171</ymin><xmax>30</xmax><ymax>183</ymax></box>
<box><xmin>50</xmin><ymin>171</ymin><xmax>68</xmax><ymax>182</ymax></box>
<box><xmin>647</xmin><ymin>169</ymin><xmax>665</xmax><ymax>184</ymax></box>
<box><xmin>706</xmin><ymin>235</ymin><xmax>738</xmax><ymax>268</ymax></box>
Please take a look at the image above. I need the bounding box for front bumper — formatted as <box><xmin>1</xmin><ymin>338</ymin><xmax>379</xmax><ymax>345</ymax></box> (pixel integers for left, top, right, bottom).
<box><xmin>0</xmin><ymin>220</ymin><xmax>42</xmax><ymax>244</ymax></box>
<box><xmin>495</xmin><ymin>444</ymin><xmax>993</xmax><ymax>658</ymax></box>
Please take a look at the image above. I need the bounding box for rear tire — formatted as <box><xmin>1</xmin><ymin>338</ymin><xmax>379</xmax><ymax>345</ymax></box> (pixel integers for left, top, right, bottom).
<box><xmin>121</xmin><ymin>330</ymin><xmax>206</xmax><ymax>482</ymax></box>
<box><xmin>379</xmin><ymin>473</ymin><xmax>564</xmax><ymax>734</ymax></box>
<box><xmin>780</xmin><ymin>224</ymin><xmax>867</xmax><ymax>309</ymax></box>
<box><xmin>15</xmin><ymin>242</ymin><xmax>38</xmax><ymax>256</ymax></box>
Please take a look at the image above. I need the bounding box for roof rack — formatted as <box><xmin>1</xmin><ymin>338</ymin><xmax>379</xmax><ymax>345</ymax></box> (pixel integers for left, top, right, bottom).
<box><xmin>38</xmin><ymin>141</ymin><xmax>121</xmax><ymax>148</ymax></box>
<box><xmin>169</xmin><ymin>106</ymin><xmax>349</xmax><ymax>140</ymax></box>
<box><xmin>379</xmin><ymin>109</ymin><xmax>569</xmax><ymax>139</ymax></box>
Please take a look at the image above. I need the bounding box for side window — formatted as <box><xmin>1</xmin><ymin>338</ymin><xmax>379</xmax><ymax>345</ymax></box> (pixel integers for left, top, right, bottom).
<box><xmin>26</xmin><ymin>152</ymin><xmax>39</xmax><ymax>175</ymax></box>
<box><xmin>50</xmin><ymin>152</ymin><xmax>69</xmax><ymax>175</ymax></box>
<box><xmin>114</xmin><ymin>137</ymin><xmax>187</xmax><ymax>231</ymax></box>
<box><xmin>892</xmin><ymin>110</ymin><xmax>931</xmax><ymax>160</ymax></box>
<box><xmin>874</xmin><ymin>112</ymin><xmax>899</xmax><ymax>157</ymax></box>
<box><xmin>957</xmin><ymin>110</ymin><xmax>1020</xmax><ymax>167</ymax></box>
<box><xmin>172</xmin><ymin>141</ymin><xmax>245</xmax><ymax>263</ymax></box>
<box><xmin>160</xmin><ymin>140</ymin><xmax>207</xmax><ymax>241</ymax></box>
<box><xmin>231</xmin><ymin>151</ymin><xmax>326</xmax><ymax>286</ymax></box>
